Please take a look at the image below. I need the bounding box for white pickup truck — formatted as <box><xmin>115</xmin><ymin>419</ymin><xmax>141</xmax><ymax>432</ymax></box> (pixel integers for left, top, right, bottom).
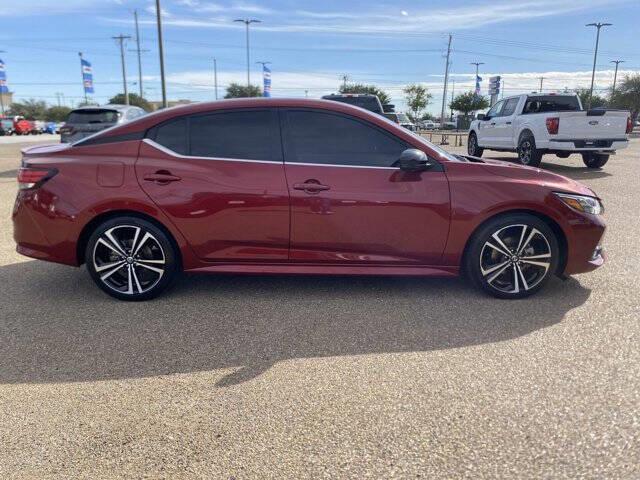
<box><xmin>467</xmin><ymin>93</ymin><xmax>632</xmax><ymax>168</ymax></box>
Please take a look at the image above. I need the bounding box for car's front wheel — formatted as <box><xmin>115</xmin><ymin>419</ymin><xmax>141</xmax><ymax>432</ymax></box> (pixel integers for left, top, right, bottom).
<box><xmin>85</xmin><ymin>216</ymin><xmax>179</xmax><ymax>301</ymax></box>
<box><xmin>466</xmin><ymin>214</ymin><xmax>559</xmax><ymax>299</ymax></box>
<box><xmin>467</xmin><ymin>132</ymin><xmax>484</xmax><ymax>157</ymax></box>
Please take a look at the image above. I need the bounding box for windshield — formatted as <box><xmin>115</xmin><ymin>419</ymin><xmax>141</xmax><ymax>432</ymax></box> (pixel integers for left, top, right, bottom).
<box><xmin>397</xmin><ymin>114</ymin><xmax>410</xmax><ymax>123</ymax></box>
<box><xmin>67</xmin><ymin>109</ymin><xmax>120</xmax><ymax>124</ymax></box>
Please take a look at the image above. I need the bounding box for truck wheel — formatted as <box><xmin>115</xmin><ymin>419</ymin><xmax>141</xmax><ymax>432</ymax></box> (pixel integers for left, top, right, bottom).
<box><xmin>582</xmin><ymin>153</ymin><xmax>609</xmax><ymax>169</ymax></box>
<box><xmin>518</xmin><ymin>133</ymin><xmax>543</xmax><ymax>167</ymax></box>
<box><xmin>467</xmin><ymin>132</ymin><xmax>484</xmax><ymax>157</ymax></box>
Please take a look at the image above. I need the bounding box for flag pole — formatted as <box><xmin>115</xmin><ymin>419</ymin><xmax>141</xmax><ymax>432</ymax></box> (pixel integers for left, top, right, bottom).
<box><xmin>78</xmin><ymin>52</ymin><xmax>88</xmax><ymax>104</ymax></box>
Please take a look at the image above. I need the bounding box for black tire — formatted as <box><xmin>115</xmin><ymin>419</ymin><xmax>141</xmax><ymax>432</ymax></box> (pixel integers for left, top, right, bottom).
<box><xmin>517</xmin><ymin>133</ymin><xmax>543</xmax><ymax>167</ymax></box>
<box><xmin>465</xmin><ymin>213</ymin><xmax>559</xmax><ymax>299</ymax></box>
<box><xmin>556</xmin><ymin>152</ymin><xmax>570</xmax><ymax>159</ymax></box>
<box><xmin>467</xmin><ymin>132</ymin><xmax>484</xmax><ymax>157</ymax></box>
<box><xmin>85</xmin><ymin>216</ymin><xmax>179</xmax><ymax>301</ymax></box>
<box><xmin>582</xmin><ymin>152</ymin><xmax>609</xmax><ymax>169</ymax></box>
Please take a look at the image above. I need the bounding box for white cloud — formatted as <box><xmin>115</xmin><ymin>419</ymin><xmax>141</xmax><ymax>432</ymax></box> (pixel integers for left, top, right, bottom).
<box><xmin>400</xmin><ymin>10</ymin><xmax>408</xmax><ymax>17</ymax></box>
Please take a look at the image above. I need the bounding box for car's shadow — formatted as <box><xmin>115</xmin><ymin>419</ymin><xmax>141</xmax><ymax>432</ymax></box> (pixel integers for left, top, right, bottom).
<box><xmin>0</xmin><ymin>261</ymin><xmax>591</xmax><ymax>387</ymax></box>
<box><xmin>486</xmin><ymin>156</ymin><xmax>612</xmax><ymax>180</ymax></box>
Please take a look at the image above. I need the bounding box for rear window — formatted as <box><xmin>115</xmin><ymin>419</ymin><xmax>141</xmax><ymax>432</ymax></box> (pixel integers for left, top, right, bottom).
<box><xmin>67</xmin><ymin>109</ymin><xmax>120</xmax><ymax>124</ymax></box>
<box><xmin>523</xmin><ymin>96</ymin><xmax>580</xmax><ymax>114</ymax></box>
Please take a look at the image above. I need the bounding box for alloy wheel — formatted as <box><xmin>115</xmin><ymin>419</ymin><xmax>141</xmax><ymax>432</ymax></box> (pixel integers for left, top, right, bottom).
<box><xmin>519</xmin><ymin>140</ymin><xmax>532</xmax><ymax>164</ymax></box>
<box><xmin>92</xmin><ymin>225</ymin><xmax>166</xmax><ymax>295</ymax></box>
<box><xmin>479</xmin><ymin>224</ymin><xmax>552</xmax><ymax>294</ymax></box>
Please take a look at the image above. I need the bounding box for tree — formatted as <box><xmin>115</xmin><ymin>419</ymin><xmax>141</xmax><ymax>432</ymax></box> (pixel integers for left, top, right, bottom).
<box><xmin>46</xmin><ymin>106</ymin><xmax>72</xmax><ymax>122</ymax></box>
<box><xmin>224</xmin><ymin>83</ymin><xmax>262</xmax><ymax>99</ymax></box>
<box><xmin>575</xmin><ymin>88</ymin><xmax>607</xmax><ymax>109</ymax></box>
<box><xmin>339</xmin><ymin>83</ymin><xmax>391</xmax><ymax>106</ymax></box>
<box><xmin>108</xmin><ymin>93</ymin><xmax>152</xmax><ymax>111</ymax></box>
<box><xmin>449</xmin><ymin>92</ymin><xmax>489</xmax><ymax>117</ymax></box>
<box><xmin>610</xmin><ymin>74</ymin><xmax>640</xmax><ymax>121</ymax></box>
<box><xmin>403</xmin><ymin>84</ymin><xmax>432</xmax><ymax>121</ymax></box>
<box><xmin>7</xmin><ymin>99</ymin><xmax>48</xmax><ymax>120</ymax></box>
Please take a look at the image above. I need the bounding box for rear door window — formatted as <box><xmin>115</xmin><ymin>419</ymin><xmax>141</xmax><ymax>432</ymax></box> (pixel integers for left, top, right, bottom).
<box><xmin>67</xmin><ymin>109</ymin><xmax>119</xmax><ymax>125</ymax></box>
<box><xmin>189</xmin><ymin>109</ymin><xmax>281</xmax><ymax>161</ymax></box>
<box><xmin>500</xmin><ymin>98</ymin><xmax>520</xmax><ymax>117</ymax></box>
<box><xmin>152</xmin><ymin>117</ymin><xmax>188</xmax><ymax>155</ymax></box>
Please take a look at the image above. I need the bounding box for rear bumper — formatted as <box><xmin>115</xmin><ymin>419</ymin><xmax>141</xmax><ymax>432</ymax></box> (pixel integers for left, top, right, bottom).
<box><xmin>545</xmin><ymin>138</ymin><xmax>628</xmax><ymax>152</ymax></box>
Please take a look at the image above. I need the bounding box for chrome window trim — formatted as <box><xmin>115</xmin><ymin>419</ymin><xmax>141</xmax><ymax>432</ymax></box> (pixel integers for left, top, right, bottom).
<box><xmin>143</xmin><ymin>139</ymin><xmax>401</xmax><ymax>170</ymax></box>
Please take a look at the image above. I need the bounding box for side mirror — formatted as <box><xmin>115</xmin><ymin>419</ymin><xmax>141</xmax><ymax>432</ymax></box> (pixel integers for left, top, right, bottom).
<box><xmin>477</xmin><ymin>113</ymin><xmax>487</xmax><ymax>121</ymax></box>
<box><xmin>396</xmin><ymin>149</ymin><xmax>430</xmax><ymax>172</ymax></box>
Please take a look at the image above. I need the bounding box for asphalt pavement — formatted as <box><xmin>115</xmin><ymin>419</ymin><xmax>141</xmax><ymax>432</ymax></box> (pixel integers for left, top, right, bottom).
<box><xmin>0</xmin><ymin>137</ymin><xmax>638</xmax><ymax>478</ymax></box>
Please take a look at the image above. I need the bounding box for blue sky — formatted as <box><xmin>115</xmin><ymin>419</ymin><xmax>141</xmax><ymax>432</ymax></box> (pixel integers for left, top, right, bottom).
<box><xmin>1</xmin><ymin>0</ymin><xmax>638</xmax><ymax>113</ymax></box>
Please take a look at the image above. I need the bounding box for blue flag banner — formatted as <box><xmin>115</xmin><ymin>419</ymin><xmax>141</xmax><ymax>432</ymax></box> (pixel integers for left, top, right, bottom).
<box><xmin>81</xmin><ymin>58</ymin><xmax>94</xmax><ymax>94</ymax></box>
<box><xmin>263</xmin><ymin>65</ymin><xmax>271</xmax><ymax>97</ymax></box>
<box><xmin>0</xmin><ymin>59</ymin><xmax>8</xmax><ymax>94</ymax></box>
<box><xmin>475</xmin><ymin>75</ymin><xmax>482</xmax><ymax>96</ymax></box>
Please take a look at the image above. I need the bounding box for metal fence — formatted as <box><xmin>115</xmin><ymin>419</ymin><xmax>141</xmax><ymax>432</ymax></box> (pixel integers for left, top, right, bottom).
<box><xmin>417</xmin><ymin>130</ymin><xmax>468</xmax><ymax>147</ymax></box>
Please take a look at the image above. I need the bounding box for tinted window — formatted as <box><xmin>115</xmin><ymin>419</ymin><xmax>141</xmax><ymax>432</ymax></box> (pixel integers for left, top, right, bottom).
<box><xmin>486</xmin><ymin>101</ymin><xmax>504</xmax><ymax>118</ymax></box>
<box><xmin>500</xmin><ymin>98</ymin><xmax>519</xmax><ymax>116</ymax></box>
<box><xmin>523</xmin><ymin>96</ymin><xmax>580</xmax><ymax>114</ymax></box>
<box><xmin>190</xmin><ymin>110</ymin><xmax>280</xmax><ymax>161</ymax></box>
<box><xmin>67</xmin><ymin>109</ymin><xmax>119</xmax><ymax>125</ymax></box>
<box><xmin>153</xmin><ymin>117</ymin><xmax>188</xmax><ymax>155</ymax></box>
<box><xmin>284</xmin><ymin>110</ymin><xmax>407</xmax><ymax>167</ymax></box>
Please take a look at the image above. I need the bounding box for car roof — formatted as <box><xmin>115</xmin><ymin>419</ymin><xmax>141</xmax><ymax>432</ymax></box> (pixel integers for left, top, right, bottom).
<box><xmin>70</xmin><ymin>104</ymin><xmax>137</xmax><ymax>112</ymax></box>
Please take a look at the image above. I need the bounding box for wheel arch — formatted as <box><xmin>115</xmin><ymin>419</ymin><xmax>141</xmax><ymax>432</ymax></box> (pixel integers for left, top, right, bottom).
<box><xmin>461</xmin><ymin>209</ymin><xmax>568</xmax><ymax>276</ymax></box>
<box><xmin>517</xmin><ymin>127</ymin><xmax>535</xmax><ymax>143</ymax></box>
<box><xmin>76</xmin><ymin>209</ymin><xmax>183</xmax><ymax>268</ymax></box>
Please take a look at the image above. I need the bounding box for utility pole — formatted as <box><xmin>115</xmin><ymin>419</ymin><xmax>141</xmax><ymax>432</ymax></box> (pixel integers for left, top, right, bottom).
<box><xmin>440</xmin><ymin>34</ymin><xmax>452</xmax><ymax>129</ymax></box>
<box><xmin>112</xmin><ymin>35</ymin><xmax>131</xmax><ymax>105</ymax></box>
<box><xmin>470</xmin><ymin>62</ymin><xmax>484</xmax><ymax>95</ymax></box>
<box><xmin>130</xmin><ymin>10</ymin><xmax>149</xmax><ymax>98</ymax></box>
<box><xmin>610</xmin><ymin>59</ymin><xmax>624</xmax><ymax>95</ymax></box>
<box><xmin>155</xmin><ymin>0</ymin><xmax>168</xmax><ymax>108</ymax></box>
<box><xmin>586</xmin><ymin>22</ymin><xmax>612</xmax><ymax>109</ymax></box>
<box><xmin>450</xmin><ymin>80</ymin><xmax>455</xmax><ymax>119</ymax></box>
<box><xmin>234</xmin><ymin>18</ymin><xmax>261</xmax><ymax>86</ymax></box>
<box><xmin>213</xmin><ymin>57</ymin><xmax>218</xmax><ymax>100</ymax></box>
<box><xmin>341</xmin><ymin>74</ymin><xmax>350</xmax><ymax>90</ymax></box>
<box><xmin>0</xmin><ymin>50</ymin><xmax>7</xmax><ymax>116</ymax></box>
<box><xmin>538</xmin><ymin>76</ymin><xmax>545</xmax><ymax>92</ymax></box>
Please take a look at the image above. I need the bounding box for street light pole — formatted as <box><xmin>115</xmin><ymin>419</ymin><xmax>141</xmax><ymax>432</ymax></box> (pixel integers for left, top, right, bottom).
<box><xmin>155</xmin><ymin>0</ymin><xmax>168</xmax><ymax>108</ymax></box>
<box><xmin>586</xmin><ymin>22</ymin><xmax>612</xmax><ymax>109</ymax></box>
<box><xmin>213</xmin><ymin>57</ymin><xmax>218</xmax><ymax>100</ymax></box>
<box><xmin>610</xmin><ymin>59</ymin><xmax>624</xmax><ymax>96</ymax></box>
<box><xmin>0</xmin><ymin>50</ymin><xmax>5</xmax><ymax>116</ymax></box>
<box><xmin>538</xmin><ymin>76</ymin><xmax>545</xmax><ymax>92</ymax></box>
<box><xmin>234</xmin><ymin>19</ymin><xmax>261</xmax><ymax>86</ymax></box>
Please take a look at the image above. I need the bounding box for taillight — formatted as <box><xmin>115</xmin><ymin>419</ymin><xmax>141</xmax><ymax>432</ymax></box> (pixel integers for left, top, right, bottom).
<box><xmin>546</xmin><ymin>117</ymin><xmax>560</xmax><ymax>135</ymax></box>
<box><xmin>626</xmin><ymin>116</ymin><xmax>633</xmax><ymax>134</ymax></box>
<box><xmin>17</xmin><ymin>167</ymin><xmax>56</xmax><ymax>190</ymax></box>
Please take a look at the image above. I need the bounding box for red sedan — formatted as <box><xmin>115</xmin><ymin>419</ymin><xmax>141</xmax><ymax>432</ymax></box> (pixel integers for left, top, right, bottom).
<box><xmin>13</xmin><ymin>98</ymin><xmax>605</xmax><ymax>300</ymax></box>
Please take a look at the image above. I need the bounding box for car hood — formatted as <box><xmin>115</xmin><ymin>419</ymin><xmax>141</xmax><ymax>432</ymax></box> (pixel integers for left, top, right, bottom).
<box><xmin>474</xmin><ymin>157</ymin><xmax>596</xmax><ymax>197</ymax></box>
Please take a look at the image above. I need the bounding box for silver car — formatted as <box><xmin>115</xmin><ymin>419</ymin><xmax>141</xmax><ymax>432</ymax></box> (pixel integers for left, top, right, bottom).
<box><xmin>60</xmin><ymin>104</ymin><xmax>146</xmax><ymax>143</ymax></box>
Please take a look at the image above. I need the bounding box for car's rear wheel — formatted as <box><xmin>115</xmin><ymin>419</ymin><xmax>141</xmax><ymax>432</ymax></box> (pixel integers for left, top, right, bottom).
<box><xmin>467</xmin><ymin>132</ymin><xmax>484</xmax><ymax>157</ymax></box>
<box><xmin>582</xmin><ymin>152</ymin><xmax>609</xmax><ymax>169</ymax></box>
<box><xmin>85</xmin><ymin>217</ymin><xmax>179</xmax><ymax>301</ymax></box>
<box><xmin>466</xmin><ymin>214</ymin><xmax>559</xmax><ymax>299</ymax></box>
<box><xmin>517</xmin><ymin>133</ymin><xmax>543</xmax><ymax>167</ymax></box>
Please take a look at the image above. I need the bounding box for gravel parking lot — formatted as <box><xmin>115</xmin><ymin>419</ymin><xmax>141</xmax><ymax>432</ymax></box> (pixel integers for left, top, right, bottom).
<box><xmin>0</xmin><ymin>138</ymin><xmax>638</xmax><ymax>478</ymax></box>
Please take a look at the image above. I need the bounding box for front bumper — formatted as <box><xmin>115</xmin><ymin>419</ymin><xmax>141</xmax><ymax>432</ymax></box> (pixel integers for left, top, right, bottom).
<box><xmin>562</xmin><ymin>213</ymin><xmax>606</xmax><ymax>275</ymax></box>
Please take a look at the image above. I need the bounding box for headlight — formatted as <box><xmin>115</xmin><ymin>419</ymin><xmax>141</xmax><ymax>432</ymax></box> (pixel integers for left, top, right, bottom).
<box><xmin>555</xmin><ymin>193</ymin><xmax>603</xmax><ymax>215</ymax></box>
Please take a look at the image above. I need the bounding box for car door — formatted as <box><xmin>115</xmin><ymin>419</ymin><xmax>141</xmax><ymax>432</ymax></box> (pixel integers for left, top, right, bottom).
<box><xmin>477</xmin><ymin>100</ymin><xmax>504</xmax><ymax>147</ymax></box>
<box><xmin>136</xmin><ymin>108</ymin><xmax>290</xmax><ymax>261</ymax></box>
<box><xmin>280</xmin><ymin>108</ymin><xmax>450</xmax><ymax>265</ymax></box>
<box><xmin>492</xmin><ymin>97</ymin><xmax>520</xmax><ymax>147</ymax></box>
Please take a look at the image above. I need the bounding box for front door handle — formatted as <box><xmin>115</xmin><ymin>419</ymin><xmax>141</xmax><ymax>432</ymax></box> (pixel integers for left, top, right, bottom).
<box><xmin>143</xmin><ymin>170</ymin><xmax>181</xmax><ymax>184</ymax></box>
<box><xmin>506</xmin><ymin>121</ymin><xmax>512</xmax><ymax>125</ymax></box>
<box><xmin>293</xmin><ymin>180</ymin><xmax>330</xmax><ymax>194</ymax></box>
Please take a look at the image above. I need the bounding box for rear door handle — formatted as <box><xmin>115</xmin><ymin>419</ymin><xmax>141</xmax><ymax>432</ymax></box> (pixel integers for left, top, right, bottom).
<box><xmin>293</xmin><ymin>181</ymin><xmax>330</xmax><ymax>193</ymax></box>
<box><xmin>143</xmin><ymin>171</ymin><xmax>181</xmax><ymax>183</ymax></box>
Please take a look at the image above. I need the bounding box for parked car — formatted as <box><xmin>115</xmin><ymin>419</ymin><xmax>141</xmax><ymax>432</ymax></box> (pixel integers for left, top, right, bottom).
<box><xmin>13</xmin><ymin>117</ymin><xmax>35</xmax><ymax>135</ymax></box>
<box><xmin>321</xmin><ymin>93</ymin><xmax>385</xmax><ymax>115</ymax></box>
<box><xmin>43</xmin><ymin>122</ymin><xmax>57</xmax><ymax>134</ymax></box>
<box><xmin>0</xmin><ymin>118</ymin><xmax>13</xmax><ymax>135</ymax></box>
<box><xmin>468</xmin><ymin>93</ymin><xmax>632</xmax><ymax>168</ymax></box>
<box><xmin>14</xmin><ymin>98</ymin><xmax>605</xmax><ymax>301</ymax></box>
<box><xmin>60</xmin><ymin>104</ymin><xmax>147</xmax><ymax>143</ymax></box>
<box><xmin>384</xmin><ymin>112</ymin><xmax>417</xmax><ymax>131</ymax></box>
<box><xmin>419</xmin><ymin>121</ymin><xmax>437</xmax><ymax>130</ymax></box>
